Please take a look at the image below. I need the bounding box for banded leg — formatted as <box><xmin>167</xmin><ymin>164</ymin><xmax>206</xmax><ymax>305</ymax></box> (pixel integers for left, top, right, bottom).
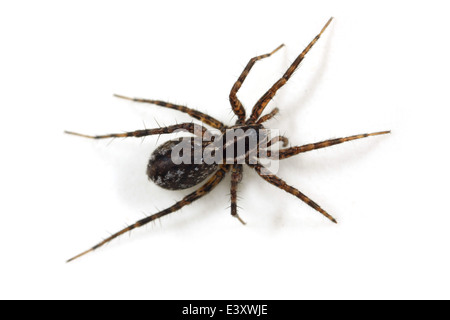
<box><xmin>256</xmin><ymin>108</ymin><xmax>280</xmax><ymax>124</ymax></box>
<box><xmin>114</xmin><ymin>94</ymin><xmax>225</xmax><ymax>130</ymax></box>
<box><xmin>251</xmin><ymin>162</ymin><xmax>337</xmax><ymax>223</ymax></box>
<box><xmin>248</xmin><ymin>18</ymin><xmax>333</xmax><ymax>123</ymax></box>
<box><xmin>257</xmin><ymin>135</ymin><xmax>289</xmax><ymax>160</ymax></box>
<box><xmin>65</xmin><ymin>122</ymin><xmax>211</xmax><ymax>140</ymax></box>
<box><xmin>264</xmin><ymin>131</ymin><xmax>390</xmax><ymax>159</ymax></box>
<box><xmin>67</xmin><ymin>165</ymin><xmax>229</xmax><ymax>262</ymax></box>
<box><xmin>265</xmin><ymin>135</ymin><xmax>289</xmax><ymax>148</ymax></box>
<box><xmin>257</xmin><ymin>133</ymin><xmax>289</xmax><ymax>158</ymax></box>
<box><xmin>230</xmin><ymin>164</ymin><xmax>246</xmax><ymax>225</ymax></box>
<box><xmin>229</xmin><ymin>44</ymin><xmax>285</xmax><ymax>123</ymax></box>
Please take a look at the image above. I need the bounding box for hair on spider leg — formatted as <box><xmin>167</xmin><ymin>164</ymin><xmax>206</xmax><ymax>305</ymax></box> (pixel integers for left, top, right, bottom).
<box><xmin>140</xmin><ymin>122</ymin><xmax>148</xmax><ymax>144</ymax></box>
<box><xmin>226</xmin><ymin>191</ymin><xmax>245</xmax><ymax>201</ymax></box>
<box><xmin>227</xmin><ymin>110</ymin><xmax>238</xmax><ymax>123</ymax></box>
<box><xmin>155</xmin><ymin>133</ymin><xmax>162</xmax><ymax>146</ymax></box>
<box><xmin>106</xmin><ymin>137</ymin><xmax>116</xmax><ymax>147</ymax></box>
<box><xmin>224</xmin><ymin>204</ymin><xmax>245</xmax><ymax>211</ymax></box>
<box><xmin>153</xmin><ymin>117</ymin><xmax>162</xmax><ymax>129</ymax></box>
<box><xmin>120</xmin><ymin>132</ymin><xmax>129</xmax><ymax>141</ymax></box>
<box><xmin>66</xmin><ymin>17</ymin><xmax>390</xmax><ymax>262</ymax></box>
<box><xmin>139</xmin><ymin>211</ymin><xmax>149</xmax><ymax>219</ymax></box>
<box><xmin>142</xmin><ymin>211</ymin><xmax>159</xmax><ymax>230</ymax></box>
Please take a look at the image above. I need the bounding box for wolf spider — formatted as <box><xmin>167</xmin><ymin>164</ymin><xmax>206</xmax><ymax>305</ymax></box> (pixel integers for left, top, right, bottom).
<box><xmin>66</xmin><ymin>17</ymin><xmax>389</xmax><ymax>262</ymax></box>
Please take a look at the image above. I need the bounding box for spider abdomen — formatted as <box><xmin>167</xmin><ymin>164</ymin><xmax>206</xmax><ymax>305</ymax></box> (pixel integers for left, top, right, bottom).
<box><xmin>147</xmin><ymin>138</ymin><xmax>218</xmax><ymax>190</ymax></box>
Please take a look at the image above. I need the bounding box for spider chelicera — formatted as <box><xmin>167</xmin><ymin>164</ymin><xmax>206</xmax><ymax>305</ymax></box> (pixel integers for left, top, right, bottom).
<box><xmin>66</xmin><ymin>17</ymin><xmax>389</xmax><ymax>262</ymax></box>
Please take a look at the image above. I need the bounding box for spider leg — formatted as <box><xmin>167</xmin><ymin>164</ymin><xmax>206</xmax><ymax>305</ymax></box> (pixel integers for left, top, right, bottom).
<box><xmin>67</xmin><ymin>165</ymin><xmax>229</xmax><ymax>262</ymax></box>
<box><xmin>264</xmin><ymin>135</ymin><xmax>289</xmax><ymax>148</ymax></box>
<box><xmin>230</xmin><ymin>164</ymin><xmax>246</xmax><ymax>225</ymax></box>
<box><xmin>250</xmin><ymin>162</ymin><xmax>337</xmax><ymax>223</ymax></box>
<box><xmin>256</xmin><ymin>107</ymin><xmax>280</xmax><ymax>124</ymax></box>
<box><xmin>114</xmin><ymin>94</ymin><xmax>225</xmax><ymax>130</ymax></box>
<box><xmin>264</xmin><ymin>131</ymin><xmax>390</xmax><ymax>159</ymax></box>
<box><xmin>256</xmin><ymin>133</ymin><xmax>289</xmax><ymax>160</ymax></box>
<box><xmin>256</xmin><ymin>135</ymin><xmax>289</xmax><ymax>161</ymax></box>
<box><xmin>65</xmin><ymin>122</ymin><xmax>211</xmax><ymax>140</ymax></box>
<box><xmin>229</xmin><ymin>44</ymin><xmax>285</xmax><ymax>123</ymax></box>
<box><xmin>248</xmin><ymin>18</ymin><xmax>333</xmax><ymax>123</ymax></box>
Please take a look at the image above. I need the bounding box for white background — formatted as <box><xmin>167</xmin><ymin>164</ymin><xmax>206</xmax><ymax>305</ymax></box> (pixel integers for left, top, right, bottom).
<box><xmin>1</xmin><ymin>1</ymin><xmax>449</xmax><ymax>299</ymax></box>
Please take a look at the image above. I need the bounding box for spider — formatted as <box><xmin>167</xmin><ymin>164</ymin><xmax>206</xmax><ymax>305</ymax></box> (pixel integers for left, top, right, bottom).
<box><xmin>66</xmin><ymin>17</ymin><xmax>389</xmax><ymax>262</ymax></box>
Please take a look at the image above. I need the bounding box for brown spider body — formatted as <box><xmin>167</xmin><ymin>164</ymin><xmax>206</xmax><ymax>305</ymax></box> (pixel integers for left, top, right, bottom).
<box><xmin>148</xmin><ymin>123</ymin><xmax>267</xmax><ymax>190</ymax></box>
<box><xmin>65</xmin><ymin>18</ymin><xmax>390</xmax><ymax>262</ymax></box>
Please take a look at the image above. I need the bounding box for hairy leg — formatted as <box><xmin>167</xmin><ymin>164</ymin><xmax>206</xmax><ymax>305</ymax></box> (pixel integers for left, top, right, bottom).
<box><xmin>67</xmin><ymin>165</ymin><xmax>229</xmax><ymax>262</ymax></box>
<box><xmin>229</xmin><ymin>44</ymin><xmax>285</xmax><ymax>123</ymax></box>
<box><xmin>230</xmin><ymin>164</ymin><xmax>246</xmax><ymax>225</ymax></box>
<box><xmin>265</xmin><ymin>135</ymin><xmax>289</xmax><ymax>148</ymax></box>
<box><xmin>263</xmin><ymin>131</ymin><xmax>390</xmax><ymax>159</ymax></box>
<box><xmin>65</xmin><ymin>122</ymin><xmax>212</xmax><ymax>140</ymax></box>
<box><xmin>250</xmin><ymin>162</ymin><xmax>337</xmax><ymax>223</ymax></box>
<box><xmin>256</xmin><ymin>108</ymin><xmax>280</xmax><ymax>124</ymax></box>
<box><xmin>114</xmin><ymin>94</ymin><xmax>225</xmax><ymax>130</ymax></box>
<box><xmin>249</xmin><ymin>18</ymin><xmax>333</xmax><ymax>123</ymax></box>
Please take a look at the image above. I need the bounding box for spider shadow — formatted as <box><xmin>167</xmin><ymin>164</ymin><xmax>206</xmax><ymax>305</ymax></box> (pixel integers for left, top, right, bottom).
<box><xmin>98</xmin><ymin>137</ymin><xmax>232</xmax><ymax>239</ymax></box>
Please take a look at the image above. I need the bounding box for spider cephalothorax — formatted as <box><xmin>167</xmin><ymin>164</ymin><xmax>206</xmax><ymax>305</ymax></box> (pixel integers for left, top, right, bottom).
<box><xmin>65</xmin><ymin>17</ymin><xmax>389</xmax><ymax>262</ymax></box>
